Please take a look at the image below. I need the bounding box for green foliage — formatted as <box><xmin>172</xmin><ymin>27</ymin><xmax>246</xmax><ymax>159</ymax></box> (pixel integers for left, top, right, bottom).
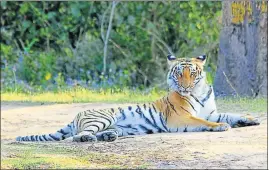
<box><xmin>2</xmin><ymin>86</ymin><xmax>167</xmax><ymax>103</ymax></box>
<box><xmin>1</xmin><ymin>1</ymin><xmax>222</xmax><ymax>91</ymax></box>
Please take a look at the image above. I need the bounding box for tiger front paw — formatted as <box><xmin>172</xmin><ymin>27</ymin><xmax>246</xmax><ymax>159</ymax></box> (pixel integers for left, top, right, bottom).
<box><xmin>233</xmin><ymin>115</ymin><xmax>260</xmax><ymax>128</ymax></box>
<box><xmin>210</xmin><ymin>123</ymin><xmax>231</xmax><ymax>132</ymax></box>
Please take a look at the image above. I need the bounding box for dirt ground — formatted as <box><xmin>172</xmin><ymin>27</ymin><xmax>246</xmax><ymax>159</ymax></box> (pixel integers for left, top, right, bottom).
<box><xmin>1</xmin><ymin>101</ymin><xmax>268</xmax><ymax>169</ymax></box>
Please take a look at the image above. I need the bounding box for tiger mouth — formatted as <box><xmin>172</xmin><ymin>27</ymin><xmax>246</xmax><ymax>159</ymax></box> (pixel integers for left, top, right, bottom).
<box><xmin>179</xmin><ymin>90</ymin><xmax>191</xmax><ymax>96</ymax></box>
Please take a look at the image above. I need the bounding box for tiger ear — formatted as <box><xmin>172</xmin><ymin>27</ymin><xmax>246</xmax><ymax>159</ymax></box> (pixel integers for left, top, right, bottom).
<box><xmin>195</xmin><ymin>55</ymin><xmax>207</xmax><ymax>65</ymax></box>
<box><xmin>167</xmin><ymin>54</ymin><xmax>176</xmax><ymax>66</ymax></box>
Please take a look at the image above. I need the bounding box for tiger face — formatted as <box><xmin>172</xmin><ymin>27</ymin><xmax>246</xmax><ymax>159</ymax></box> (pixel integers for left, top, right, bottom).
<box><xmin>167</xmin><ymin>54</ymin><xmax>207</xmax><ymax>96</ymax></box>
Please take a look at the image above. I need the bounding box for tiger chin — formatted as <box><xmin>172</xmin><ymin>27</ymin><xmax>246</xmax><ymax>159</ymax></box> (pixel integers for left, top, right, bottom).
<box><xmin>16</xmin><ymin>54</ymin><xmax>260</xmax><ymax>142</ymax></box>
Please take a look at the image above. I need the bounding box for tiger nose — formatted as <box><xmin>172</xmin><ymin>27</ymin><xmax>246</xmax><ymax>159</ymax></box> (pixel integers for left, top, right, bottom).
<box><xmin>182</xmin><ymin>80</ymin><xmax>191</xmax><ymax>89</ymax></box>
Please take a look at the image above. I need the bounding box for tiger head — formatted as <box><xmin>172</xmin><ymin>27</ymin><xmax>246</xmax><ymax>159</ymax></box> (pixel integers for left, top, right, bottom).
<box><xmin>167</xmin><ymin>54</ymin><xmax>207</xmax><ymax>96</ymax></box>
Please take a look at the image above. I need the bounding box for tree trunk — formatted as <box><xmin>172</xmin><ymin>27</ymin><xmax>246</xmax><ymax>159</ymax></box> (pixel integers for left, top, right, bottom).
<box><xmin>214</xmin><ymin>1</ymin><xmax>267</xmax><ymax>97</ymax></box>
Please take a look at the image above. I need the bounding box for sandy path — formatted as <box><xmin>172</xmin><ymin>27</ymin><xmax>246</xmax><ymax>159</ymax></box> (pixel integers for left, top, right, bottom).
<box><xmin>1</xmin><ymin>102</ymin><xmax>268</xmax><ymax>169</ymax></box>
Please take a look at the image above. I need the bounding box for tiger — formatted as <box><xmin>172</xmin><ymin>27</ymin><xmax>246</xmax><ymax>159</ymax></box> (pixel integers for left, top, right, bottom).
<box><xmin>16</xmin><ymin>54</ymin><xmax>260</xmax><ymax>142</ymax></box>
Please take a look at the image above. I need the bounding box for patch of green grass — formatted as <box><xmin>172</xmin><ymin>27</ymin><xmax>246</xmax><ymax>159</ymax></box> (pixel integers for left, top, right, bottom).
<box><xmin>1</xmin><ymin>87</ymin><xmax>166</xmax><ymax>104</ymax></box>
<box><xmin>216</xmin><ymin>97</ymin><xmax>267</xmax><ymax>114</ymax></box>
<box><xmin>1</xmin><ymin>142</ymin><xmax>149</xmax><ymax>169</ymax></box>
<box><xmin>1</xmin><ymin>87</ymin><xmax>267</xmax><ymax>113</ymax></box>
<box><xmin>1</xmin><ymin>143</ymin><xmax>94</xmax><ymax>169</ymax></box>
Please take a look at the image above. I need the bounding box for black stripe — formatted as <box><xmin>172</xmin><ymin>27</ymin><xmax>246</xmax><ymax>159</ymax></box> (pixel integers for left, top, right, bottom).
<box><xmin>35</xmin><ymin>135</ymin><xmax>39</xmax><ymax>141</ymax></box>
<box><xmin>149</xmin><ymin>108</ymin><xmax>158</xmax><ymax>126</ymax></box>
<box><xmin>217</xmin><ymin>114</ymin><xmax>221</xmax><ymax>123</ymax></box>
<box><xmin>194</xmin><ymin>78</ymin><xmax>201</xmax><ymax>85</ymax></box>
<box><xmin>100</xmin><ymin>109</ymin><xmax>116</xmax><ymax>122</ymax></box>
<box><xmin>87</xmin><ymin>111</ymin><xmax>113</xmax><ymax>124</ymax></box>
<box><xmin>142</xmin><ymin>112</ymin><xmax>164</xmax><ymax>132</ymax></box>
<box><xmin>67</xmin><ymin>121</ymin><xmax>74</xmax><ymax>130</ymax></box>
<box><xmin>49</xmin><ymin>134</ymin><xmax>60</xmax><ymax>141</ymax></box>
<box><xmin>131</xmin><ymin>112</ymin><xmax>135</xmax><ymax>117</ymax></box>
<box><xmin>117</xmin><ymin>124</ymin><xmax>138</xmax><ymax>131</ymax></box>
<box><xmin>180</xmin><ymin>106</ymin><xmax>192</xmax><ymax>115</ymax></box>
<box><xmin>167</xmin><ymin>98</ymin><xmax>179</xmax><ymax>116</ymax></box>
<box><xmin>83</xmin><ymin>120</ymin><xmax>108</xmax><ymax>130</ymax></box>
<box><xmin>190</xmin><ymin>94</ymin><xmax>204</xmax><ymax>107</ymax></box>
<box><xmin>148</xmin><ymin>107</ymin><xmax>164</xmax><ymax>132</ymax></box>
<box><xmin>39</xmin><ymin>136</ymin><xmax>43</xmax><ymax>141</ymax></box>
<box><xmin>118</xmin><ymin>107</ymin><xmax>126</xmax><ymax>120</ymax></box>
<box><xmin>79</xmin><ymin>117</ymin><xmax>99</xmax><ymax>121</ymax></box>
<box><xmin>226</xmin><ymin>115</ymin><xmax>229</xmax><ymax>124</ymax></box>
<box><xmin>76</xmin><ymin>112</ymin><xmax>82</xmax><ymax>130</ymax></box>
<box><xmin>139</xmin><ymin>125</ymin><xmax>153</xmax><ymax>134</ymax></box>
<box><xmin>128</xmin><ymin>106</ymin><xmax>132</xmax><ymax>111</ymax></box>
<box><xmin>92</xmin><ymin>110</ymin><xmax>114</xmax><ymax>121</ymax></box>
<box><xmin>58</xmin><ymin>129</ymin><xmax>69</xmax><ymax>136</ymax></box>
<box><xmin>201</xmin><ymin>126</ymin><xmax>208</xmax><ymax>132</ymax></box>
<box><xmin>152</xmin><ymin>104</ymin><xmax>157</xmax><ymax>113</ymax></box>
<box><xmin>42</xmin><ymin>135</ymin><xmax>48</xmax><ymax>141</ymax></box>
<box><xmin>136</xmin><ymin>105</ymin><xmax>143</xmax><ymax>118</ymax></box>
<box><xmin>221</xmin><ymin>114</ymin><xmax>226</xmax><ymax>122</ymax></box>
<box><xmin>143</xmin><ymin>104</ymin><xmax>147</xmax><ymax>110</ymax></box>
<box><xmin>178</xmin><ymin>95</ymin><xmax>197</xmax><ymax>113</ymax></box>
<box><xmin>127</xmin><ymin>132</ymin><xmax>135</xmax><ymax>135</ymax></box>
<box><xmin>183</xmin><ymin>126</ymin><xmax>188</xmax><ymax>132</ymax></box>
<box><xmin>187</xmin><ymin>102</ymin><xmax>197</xmax><ymax>113</ymax></box>
<box><xmin>201</xmin><ymin>86</ymin><xmax>212</xmax><ymax>103</ymax></box>
<box><xmin>206</xmin><ymin>110</ymin><xmax>215</xmax><ymax>121</ymax></box>
<box><xmin>84</xmin><ymin>124</ymin><xmax>101</xmax><ymax>132</ymax></box>
<box><xmin>106</xmin><ymin>110</ymin><xmax>115</xmax><ymax>117</ymax></box>
<box><xmin>80</xmin><ymin>117</ymin><xmax>111</xmax><ymax>128</ymax></box>
<box><xmin>84</xmin><ymin>129</ymin><xmax>95</xmax><ymax>133</ymax></box>
<box><xmin>159</xmin><ymin>112</ymin><xmax>169</xmax><ymax>132</ymax></box>
<box><xmin>30</xmin><ymin>135</ymin><xmax>35</xmax><ymax>141</ymax></box>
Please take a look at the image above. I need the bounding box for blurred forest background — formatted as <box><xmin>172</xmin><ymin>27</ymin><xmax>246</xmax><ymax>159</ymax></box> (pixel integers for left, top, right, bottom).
<box><xmin>0</xmin><ymin>1</ymin><xmax>267</xmax><ymax>98</ymax></box>
<box><xmin>1</xmin><ymin>1</ymin><xmax>221</xmax><ymax>92</ymax></box>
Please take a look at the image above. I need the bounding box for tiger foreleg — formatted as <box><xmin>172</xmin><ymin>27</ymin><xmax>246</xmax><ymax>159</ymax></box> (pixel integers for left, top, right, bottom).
<box><xmin>96</xmin><ymin>127</ymin><xmax>119</xmax><ymax>142</ymax></box>
<box><xmin>180</xmin><ymin>116</ymin><xmax>231</xmax><ymax>132</ymax></box>
<box><xmin>206</xmin><ymin>113</ymin><xmax>260</xmax><ymax>128</ymax></box>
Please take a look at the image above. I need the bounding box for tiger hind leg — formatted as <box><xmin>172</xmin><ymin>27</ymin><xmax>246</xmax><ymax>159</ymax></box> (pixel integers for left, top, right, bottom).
<box><xmin>96</xmin><ymin>128</ymin><xmax>119</xmax><ymax>142</ymax></box>
<box><xmin>72</xmin><ymin>131</ymin><xmax>97</xmax><ymax>142</ymax></box>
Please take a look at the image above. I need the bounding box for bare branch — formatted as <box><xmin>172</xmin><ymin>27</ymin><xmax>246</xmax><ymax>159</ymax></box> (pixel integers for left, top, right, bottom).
<box><xmin>103</xmin><ymin>1</ymin><xmax>119</xmax><ymax>74</ymax></box>
<box><xmin>109</xmin><ymin>39</ymin><xmax>130</xmax><ymax>58</ymax></box>
<box><xmin>222</xmin><ymin>71</ymin><xmax>239</xmax><ymax>97</ymax></box>
<box><xmin>136</xmin><ymin>26</ymin><xmax>174</xmax><ymax>56</ymax></box>
<box><xmin>101</xmin><ymin>4</ymin><xmax>111</xmax><ymax>42</ymax></box>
